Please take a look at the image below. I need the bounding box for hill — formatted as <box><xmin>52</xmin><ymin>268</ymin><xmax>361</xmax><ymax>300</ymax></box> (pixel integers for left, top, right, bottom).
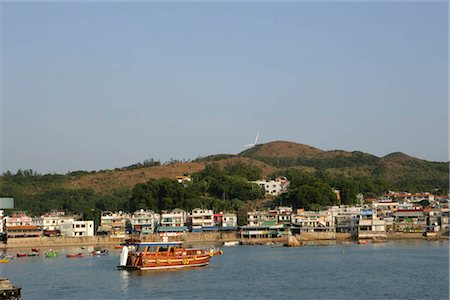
<box><xmin>0</xmin><ymin>140</ymin><xmax>447</xmax><ymax>217</ymax></box>
<box><xmin>238</xmin><ymin>141</ymin><xmax>448</xmax><ymax>193</ymax></box>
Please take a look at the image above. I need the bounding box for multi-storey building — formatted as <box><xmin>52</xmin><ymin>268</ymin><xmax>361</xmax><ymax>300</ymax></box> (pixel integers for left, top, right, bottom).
<box><xmin>247</xmin><ymin>210</ymin><xmax>277</xmax><ymax>226</ymax></box>
<box><xmin>191</xmin><ymin>208</ymin><xmax>215</xmax><ymax>231</ymax></box>
<box><xmin>291</xmin><ymin>209</ymin><xmax>334</xmax><ymax>233</ymax></box>
<box><xmin>254</xmin><ymin>176</ymin><xmax>290</xmax><ymax>196</ymax></box>
<box><xmin>221</xmin><ymin>213</ymin><xmax>238</xmax><ymax>230</ymax></box>
<box><xmin>130</xmin><ymin>209</ymin><xmax>160</xmax><ymax>234</ymax></box>
<box><xmin>358</xmin><ymin>209</ymin><xmax>386</xmax><ymax>239</ymax></box>
<box><xmin>393</xmin><ymin>207</ymin><xmax>425</xmax><ymax>233</ymax></box>
<box><xmin>158</xmin><ymin>208</ymin><xmax>188</xmax><ymax>235</ymax></box>
<box><xmin>5</xmin><ymin>212</ymin><xmax>42</xmax><ymax>238</ymax></box>
<box><xmin>98</xmin><ymin>211</ymin><xmax>131</xmax><ymax>238</ymax></box>
<box><xmin>61</xmin><ymin>220</ymin><xmax>94</xmax><ymax>237</ymax></box>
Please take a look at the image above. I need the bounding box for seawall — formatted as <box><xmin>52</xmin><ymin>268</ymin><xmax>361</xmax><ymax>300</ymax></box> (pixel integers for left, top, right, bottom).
<box><xmin>1</xmin><ymin>232</ymin><xmax>240</xmax><ymax>249</ymax></box>
<box><xmin>1</xmin><ymin>231</ymin><xmax>447</xmax><ymax>249</ymax></box>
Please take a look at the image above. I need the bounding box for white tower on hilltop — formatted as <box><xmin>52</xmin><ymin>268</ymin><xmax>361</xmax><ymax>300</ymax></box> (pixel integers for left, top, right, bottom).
<box><xmin>244</xmin><ymin>132</ymin><xmax>259</xmax><ymax>148</ymax></box>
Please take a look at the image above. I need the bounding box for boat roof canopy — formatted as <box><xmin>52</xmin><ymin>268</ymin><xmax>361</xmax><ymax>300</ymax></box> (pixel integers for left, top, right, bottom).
<box><xmin>130</xmin><ymin>242</ymin><xmax>184</xmax><ymax>247</ymax></box>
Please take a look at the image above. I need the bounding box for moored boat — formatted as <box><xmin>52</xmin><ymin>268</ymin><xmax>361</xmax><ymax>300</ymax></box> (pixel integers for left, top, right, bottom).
<box><xmin>16</xmin><ymin>253</ymin><xmax>27</xmax><ymax>258</ymax></box>
<box><xmin>118</xmin><ymin>241</ymin><xmax>223</xmax><ymax>271</ymax></box>
<box><xmin>223</xmin><ymin>241</ymin><xmax>240</xmax><ymax>247</ymax></box>
<box><xmin>45</xmin><ymin>250</ymin><xmax>58</xmax><ymax>257</ymax></box>
<box><xmin>91</xmin><ymin>249</ymin><xmax>109</xmax><ymax>256</ymax></box>
<box><xmin>66</xmin><ymin>253</ymin><xmax>83</xmax><ymax>258</ymax></box>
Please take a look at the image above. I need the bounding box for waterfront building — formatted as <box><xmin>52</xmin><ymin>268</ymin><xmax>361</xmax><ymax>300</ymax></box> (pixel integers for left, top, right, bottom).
<box><xmin>440</xmin><ymin>206</ymin><xmax>449</xmax><ymax>231</ymax></box>
<box><xmin>247</xmin><ymin>210</ymin><xmax>277</xmax><ymax>226</ymax></box>
<box><xmin>130</xmin><ymin>209</ymin><xmax>160</xmax><ymax>234</ymax></box>
<box><xmin>60</xmin><ymin>220</ymin><xmax>94</xmax><ymax>237</ymax></box>
<box><xmin>291</xmin><ymin>209</ymin><xmax>334</xmax><ymax>233</ymax></box>
<box><xmin>393</xmin><ymin>208</ymin><xmax>425</xmax><ymax>233</ymax></box>
<box><xmin>277</xmin><ymin>206</ymin><xmax>293</xmax><ymax>225</ymax></box>
<box><xmin>239</xmin><ymin>224</ymin><xmax>284</xmax><ymax>239</ymax></box>
<box><xmin>328</xmin><ymin>206</ymin><xmax>360</xmax><ymax>234</ymax></box>
<box><xmin>37</xmin><ymin>211</ymin><xmax>77</xmax><ymax>237</ymax></box>
<box><xmin>213</xmin><ymin>213</ymin><xmax>223</xmax><ymax>226</ymax></box>
<box><xmin>5</xmin><ymin>212</ymin><xmax>42</xmax><ymax>238</ymax></box>
<box><xmin>158</xmin><ymin>208</ymin><xmax>188</xmax><ymax>235</ymax></box>
<box><xmin>191</xmin><ymin>208</ymin><xmax>215</xmax><ymax>231</ymax></box>
<box><xmin>253</xmin><ymin>176</ymin><xmax>290</xmax><ymax>196</ymax></box>
<box><xmin>221</xmin><ymin>213</ymin><xmax>238</xmax><ymax>230</ymax></box>
<box><xmin>98</xmin><ymin>211</ymin><xmax>131</xmax><ymax>238</ymax></box>
<box><xmin>357</xmin><ymin>209</ymin><xmax>387</xmax><ymax>239</ymax></box>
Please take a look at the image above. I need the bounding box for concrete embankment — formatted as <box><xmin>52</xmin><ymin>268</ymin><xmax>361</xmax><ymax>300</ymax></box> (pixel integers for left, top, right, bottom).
<box><xmin>2</xmin><ymin>231</ymin><xmax>447</xmax><ymax>249</ymax></box>
<box><xmin>1</xmin><ymin>232</ymin><xmax>240</xmax><ymax>249</ymax></box>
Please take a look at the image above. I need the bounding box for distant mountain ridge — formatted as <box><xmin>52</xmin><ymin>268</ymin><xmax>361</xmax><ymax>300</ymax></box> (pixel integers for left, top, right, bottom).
<box><xmin>1</xmin><ymin>140</ymin><xmax>448</xmax><ymax>195</ymax></box>
<box><xmin>236</xmin><ymin>141</ymin><xmax>448</xmax><ymax>193</ymax></box>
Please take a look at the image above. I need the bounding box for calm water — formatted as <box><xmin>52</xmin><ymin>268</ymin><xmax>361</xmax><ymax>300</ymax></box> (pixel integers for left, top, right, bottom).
<box><xmin>1</xmin><ymin>240</ymin><xmax>448</xmax><ymax>299</ymax></box>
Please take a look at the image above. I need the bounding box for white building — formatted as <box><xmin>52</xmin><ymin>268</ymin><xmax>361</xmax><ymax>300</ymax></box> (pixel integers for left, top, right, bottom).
<box><xmin>328</xmin><ymin>206</ymin><xmax>361</xmax><ymax>234</ymax></box>
<box><xmin>221</xmin><ymin>213</ymin><xmax>238</xmax><ymax>229</ymax></box>
<box><xmin>254</xmin><ymin>176</ymin><xmax>290</xmax><ymax>196</ymax></box>
<box><xmin>358</xmin><ymin>209</ymin><xmax>386</xmax><ymax>239</ymax></box>
<box><xmin>160</xmin><ymin>208</ymin><xmax>187</xmax><ymax>228</ymax></box>
<box><xmin>61</xmin><ymin>220</ymin><xmax>94</xmax><ymax>237</ymax></box>
<box><xmin>191</xmin><ymin>208</ymin><xmax>214</xmax><ymax>230</ymax></box>
<box><xmin>130</xmin><ymin>209</ymin><xmax>160</xmax><ymax>234</ymax></box>
<box><xmin>36</xmin><ymin>211</ymin><xmax>78</xmax><ymax>236</ymax></box>
<box><xmin>292</xmin><ymin>210</ymin><xmax>335</xmax><ymax>232</ymax></box>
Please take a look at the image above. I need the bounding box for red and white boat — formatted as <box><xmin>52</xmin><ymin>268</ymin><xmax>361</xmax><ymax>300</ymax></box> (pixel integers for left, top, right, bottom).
<box><xmin>118</xmin><ymin>241</ymin><xmax>223</xmax><ymax>271</ymax></box>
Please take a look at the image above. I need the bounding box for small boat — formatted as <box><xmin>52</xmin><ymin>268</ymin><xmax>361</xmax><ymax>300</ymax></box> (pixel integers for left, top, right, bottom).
<box><xmin>27</xmin><ymin>252</ymin><xmax>39</xmax><ymax>257</ymax></box>
<box><xmin>66</xmin><ymin>253</ymin><xmax>83</xmax><ymax>258</ymax></box>
<box><xmin>114</xmin><ymin>245</ymin><xmax>124</xmax><ymax>249</ymax></box>
<box><xmin>31</xmin><ymin>248</ymin><xmax>40</xmax><ymax>253</ymax></box>
<box><xmin>45</xmin><ymin>250</ymin><xmax>58</xmax><ymax>257</ymax></box>
<box><xmin>91</xmin><ymin>249</ymin><xmax>109</xmax><ymax>256</ymax></box>
<box><xmin>118</xmin><ymin>241</ymin><xmax>223</xmax><ymax>271</ymax></box>
<box><xmin>372</xmin><ymin>238</ymin><xmax>388</xmax><ymax>244</ymax></box>
<box><xmin>223</xmin><ymin>241</ymin><xmax>240</xmax><ymax>247</ymax></box>
<box><xmin>0</xmin><ymin>259</ymin><xmax>9</xmax><ymax>263</ymax></box>
<box><xmin>358</xmin><ymin>240</ymin><xmax>368</xmax><ymax>244</ymax></box>
<box><xmin>16</xmin><ymin>253</ymin><xmax>27</xmax><ymax>258</ymax></box>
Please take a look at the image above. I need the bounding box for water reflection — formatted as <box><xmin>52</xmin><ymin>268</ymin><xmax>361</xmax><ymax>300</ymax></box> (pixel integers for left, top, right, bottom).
<box><xmin>120</xmin><ymin>270</ymin><xmax>130</xmax><ymax>293</ymax></box>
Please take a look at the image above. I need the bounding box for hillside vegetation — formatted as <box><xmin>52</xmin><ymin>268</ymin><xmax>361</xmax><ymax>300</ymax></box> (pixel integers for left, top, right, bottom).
<box><xmin>1</xmin><ymin>141</ymin><xmax>447</xmax><ymax>219</ymax></box>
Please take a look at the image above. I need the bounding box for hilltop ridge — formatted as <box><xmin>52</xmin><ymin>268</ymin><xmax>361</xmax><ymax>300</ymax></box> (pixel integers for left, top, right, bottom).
<box><xmin>1</xmin><ymin>140</ymin><xmax>448</xmax><ymax>195</ymax></box>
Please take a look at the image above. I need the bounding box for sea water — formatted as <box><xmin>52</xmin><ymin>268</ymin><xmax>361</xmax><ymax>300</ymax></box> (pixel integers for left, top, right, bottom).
<box><xmin>0</xmin><ymin>240</ymin><xmax>448</xmax><ymax>299</ymax></box>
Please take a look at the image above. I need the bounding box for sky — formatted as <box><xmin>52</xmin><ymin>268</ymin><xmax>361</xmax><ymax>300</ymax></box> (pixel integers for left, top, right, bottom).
<box><xmin>1</xmin><ymin>1</ymin><xmax>448</xmax><ymax>174</ymax></box>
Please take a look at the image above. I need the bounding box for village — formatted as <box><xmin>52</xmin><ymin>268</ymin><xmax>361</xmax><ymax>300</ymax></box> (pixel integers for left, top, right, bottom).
<box><xmin>1</xmin><ymin>176</ymin><xmax>448</xmax><ymax>244</ymax></box>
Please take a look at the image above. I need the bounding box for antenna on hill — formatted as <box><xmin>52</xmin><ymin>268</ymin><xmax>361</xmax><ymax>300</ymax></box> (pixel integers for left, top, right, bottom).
<box><xmin>244</xmin><ymin>132</ymin><xmax>260</xmax><ymax>148</ymax></box>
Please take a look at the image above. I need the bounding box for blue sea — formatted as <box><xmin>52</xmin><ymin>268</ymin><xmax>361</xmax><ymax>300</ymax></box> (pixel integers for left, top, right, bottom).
<box><xmin>1</xmin><ymin>240</ymin><xmax>448</xmax><ymax>299</ymax></box>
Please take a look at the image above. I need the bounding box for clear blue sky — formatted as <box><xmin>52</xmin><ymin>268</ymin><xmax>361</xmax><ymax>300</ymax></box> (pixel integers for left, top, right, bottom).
<box><xmin>1</xmin><ymin>2</ymin><xmax>448</xmax><ymax>174</ymax></box>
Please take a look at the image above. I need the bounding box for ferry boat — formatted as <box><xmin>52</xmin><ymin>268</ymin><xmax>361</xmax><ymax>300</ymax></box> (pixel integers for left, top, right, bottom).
<box><xmin>118</xmin><ymin>241</ymin><xmax>223</xmax><ymax>271</ymax></box>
